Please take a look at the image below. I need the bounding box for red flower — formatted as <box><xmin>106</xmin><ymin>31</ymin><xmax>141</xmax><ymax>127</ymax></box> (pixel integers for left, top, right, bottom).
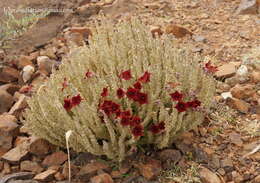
<box><xmin>203</xmin><ymin>61</ymin><xmax>218</xmax><ymax>74</ymax></box>
<box><xmin>149</xmin><ymin>124</ymin><xmax>160</xmax><ymax>134</ymax></box>
<box><xmin>158</xmin><ymin>122</ymin><xmax>165</xmax><ymax>130</ymax></box>
<box><xmin>187</xmin><ymin>99</ymin><xmax>201</xmax><ymax>109</ymax></box>
<box><xmin>63</xmin><ymin>98</ymin><xmax>73</xmax><ymax>111</ymax></box>
<box><xmin>170</xmin><ymin>91</ymin><xmax>183</xmax><ymax>101</ymax></box>
<box><xmin>120</xmin><ymin>70</ymin><xmax>132</xmax><ymax>80</ymax></box>
<box><xmin>85</xmin><ymin>70</ymin><xmax>94</xmax><ymax>78</ymax></box>
<box><xmin>126</xmin><ymin>87</ymin><xmax>139</xmax><ymax>100</ymax></box>
<box><xmin>121</xmin><ymin>116</ymin><xmax>131</xmax><ymax>126</ymax></box>
<box><xmin>135</xmin><ymin>92</ymin><xmax>148</xmax><ymax>105</ymax></box>
<box><xmin>175</xmin><ymin>101</ymin><xmax>188</xmax><ymax>112</ymax></box>
<box><xmin>131</xmin><ymin>125</ymin><xmax>144</xmax><ymax>137</ymax></box>
<box><xmin>100</xmin><ymin>100</ymin><xmax>120</xmax><ymax>116</ymax></box>
<box><xmin>71</xmin><ymin>94</ymin><xmax>82</xmax><ymax>106</ymax></box>
<box><xmin>101</xmin><ymin>87</ymin><xmax>109</xmax><ymax>97</ymax></box>
<box><xmin>121</xmin><ymin>110</ymin><xmax>131</xmax><ymax>117</ymax></box>
<box><xmin>116</xmin><ymin>88</ymin><xmax>125</xmax><ymax>98</ymax></box>
<box><xmin>133</xmin><ymin>82</ymin><xmax>142</xmax><ymax>90</ymax></box>
<box><xmin>130</xmin><ymin>116</ymin><xmax>141</xmax><ymax>126</ymax></box>
<box><xmin>138</xmin><ymin>71</ymin><xmax>151</xmax><ymax>83</ymax></box>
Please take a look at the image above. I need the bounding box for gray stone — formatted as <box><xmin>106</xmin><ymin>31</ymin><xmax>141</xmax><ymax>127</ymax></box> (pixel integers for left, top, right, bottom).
<box><xmin>236</xmin><ymin>0</ymin><xmax>258</xmax><ymax>15</ymax></box>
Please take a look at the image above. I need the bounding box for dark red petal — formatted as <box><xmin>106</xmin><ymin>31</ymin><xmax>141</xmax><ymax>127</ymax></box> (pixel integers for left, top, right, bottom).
<box><xmin>135</xmin><ymin>92</ymin><xmax>148</xmax><ymax>105</ymax></box>
<box><xmin>85</xmin><ymin>70</ymin><xmax>94</xmax><ymax>78</ymax></box>
<box><xmin>132</xmin><ymin>125</ymin><xmax>144</xmax><ymax>137</ymax></box>
<box><xmin>170</xmin><ymin>91</ymin><xmax>183</xmax><ymax>101</ymax></box>
<box><xmin>63</xmin><ymin>98</ymin><xmax>73</xmax><ymax>111</ymax></box>
<box><xmin>133</xmin><ymin>82</ymin><xmax>142</xmax><ymax>90</ymax></box>
<box><xmin>120</xmin><ymin>70</ymin><xmax>132</xmax><ymax>80</ymax></box>
<box><xmin>71</xmin><ymin>94</ymin><xmax>82</xmax><ymax>106</ymax></box>
<box><xmin>138</xmin><ymin>71</ymin><xmax>151</xmax><ymax>83</ymax></box>
<box><xmin>116</xmin><ymin>88</ymin><xmax>125</xmax><ymax>98</ymax></box>
<box><xmin>121</xmin><ymin>116</ymin><xmax>131</xmax><ymax>126</ymax></box>
<box><xmin>126</xmin><ymin>87</ymin><xmax>139</xmax><ymax>100</ymax></box>
<box><xmin>158</xmin><ymin>122</ymin><xmax>165</xmax><ymax>130</ymax></box>
<box><xmin>130</xmin><ymin>116</ymin><xmax>141</xmax><ymax>126</ymax></box>
<box><xmin>101</xmin><ymin>88</ymin><xmax>109</xmax><ymax>97</ymax></box>
<box><xmin>175</xmin><ymin>101</ymin><xmax>188</xmax><ymax>112</ymax></box>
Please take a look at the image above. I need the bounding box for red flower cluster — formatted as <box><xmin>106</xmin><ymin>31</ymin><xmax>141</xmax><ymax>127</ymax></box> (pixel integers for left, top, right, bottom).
<box><xmin>170</xmin><ymin>91</ymin><xmax>183</xmax><ymax>101</ymax></box>
<box><xmin>132</xmin><ymin>125</ymin><xmax>144</xmax><ymax>137</ymax></box>
<box><xmin>138</xmin><ymin>71</ymin><xmax>151</xmax><ymax>83</ymax></box>
<box><xmin>120</xmin><ymin>70</ymin><xmax>132</xmax><ymax>80</ymax></box>
<box><xmin>63</xmin><ymin>94</ymin><xmax>83</xmax><ymax>111</ymax></box>
<box><xmin>203</xmin><ymin>61</ymin><xmax>218</xmax><ymax>74</ymax></box>
<box><xmin>133</xmin><ymin>82</ymin><xmax>142</xmax><ymax>90</ymax></box>
<box><xmin>99</xmin><ymin>100</ymin><xmax>120</xmax><ymax>116</ymax></box>
<box><xmin>101</xmin><ymin>87</ymin><xmax>109</xmax><ymax>97</ymax></box>
<box><xmin>149</xmin><ymin>122</ymin><xmax>165</xmax><ymax>134</ymax></box>
<box><xmin>116</xmin><ymin>88</ymin><xmax>125</xmax><ymax>98</ymax></box>
<box><xmin>175</xmin><ymin>99</ymin><xmax>201</xmax><ymax>112</ymax></box>
<box><xmin>186</xmin><ymin>99</ymin><xmax>201</xmax><ymax>108</ymax></box>
<box><xmin>126</xmin><ymin>87</ymin><xmax>148</xmax><ymax>105</ymax></box>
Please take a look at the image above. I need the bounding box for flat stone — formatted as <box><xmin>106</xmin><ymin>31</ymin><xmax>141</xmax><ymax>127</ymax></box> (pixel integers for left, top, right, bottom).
<box><xmin>251</xmin><ymin>71</ymin><xmax>260</xmax><ymax>83</ymax></box>
<box><xmin>0</xmin><ymin>172</ymin><xmax>34</xmax><ymax>183</ymax></box>
<box><xmin>0</xmin><ymin>84</ymin><xmax>21</xmax><ymax>96</ymax></box>
<box><xmin>17</xmin><ymin>55</ymin><xmax>34</xmax><ymax>69</ymax></box>
<box><xmin>42</xmin><ymin>151</ymin><xmax>68</xmax><ymax>167</ymax></box>
<box><xmin>37</xmin><ymin>56</ymin><xmax>56</xmax><ymax>75</ymax></box>
<box><xmin>90</xmin><ymin>173</ymin><xmax>114</xmax><ymax>183</ymax></box>
<box><xmin>0</xmin><ymin>66</ymin><xmax>20</xmax><ymax>83</ymax></box>
<box><xmin>165</xmin><ymin>24</ymin><xmax>193</xmax><ymax>38</ymax></box>
<box><xmin>230</xmin><ymin>84</ymin><xmax>255</xmax><ymax>99</ymax></box>
<box><xmin>8</xmin><ymin>94</ymin><xmax>28</xmax><ymax>118</ymax></box>
<box><xmin>236</xmin><ymin>0</ymin><xmax>258</xmax><ymax>15</ymax></box>
<box><xmin>137</xmin><ymin>159</ymin><xmax>162</xmax><ymax>180</ymax></box>
<box><xmin>20</xmin><ymin>160</ymin><xmax>43</xmax><ymax>173</ymax></box>
<box><xmin>0</xmin><ymin>90</ymin><xmax>14</xmax><ymax>113</ymax></box>
<box><xmin>34</xmin><ymin>169</ymin><xmax>57</xmax><ymax>182</ymax></box>
<box><xmin>199</xmin><ymin>167</ymin><xmax>222</xmax><ymax>183</ymax></box>
<box><xmin>215</xmin><ymin>63</ymin><xmax>236</xmax><ymax>79</ymax></box>
<box><xmin>29</xmin><ymin>136</ymin><xmax>54</xmax><ymax>156</ymax></box>
<box><xmin>229</xmin><ymin>132</ymin><xmax>243</xmax><ymax>146</ymax></box>
<box><xmin>226</xmin><ymin>97</ymin><xmax>250</xmax><ymax>113</ymax></box>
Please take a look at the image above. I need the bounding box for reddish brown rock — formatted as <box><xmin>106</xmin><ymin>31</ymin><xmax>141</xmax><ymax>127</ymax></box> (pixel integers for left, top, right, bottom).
<box><xmin>253</xmin><ymin>175</ymin><xmax>260</xmax><ymax>183</ymax></box>
<box><xmin>226</xmin><ymin>98</ymin><xmax>250</xmax><ymax>113</ymax></box>
<box><xmin>90</xmin><ymin>173</ymin><xmax>114</xmax><ymax>183</ymax></box>
<box><xmin>42</xmin><ymin>151</ymin><xmax>68</xmax><ymax>167</ymax></box>
<box><xmin>77</xmin><ymin>161</ymin><xmax>109</xmax><ymax>181</ymax></box>
<box><xmin>251</xmin><ymin>71</ymin><xmax>260</xmax><ymax>83</ymax></box>
<box><xmin>8</xmin><ymin>94</ymin><xmax>28</xmax><ymax>118</ymax></box>
<box><xmin>229</xmin><ymin>132</ymin><xmax>243</xmax><ymax>146</ymax></box>
<box><xmin>34</xmin><ymin>169</ymin><xmax>57</xmax><ymax>181</ymax></box>
<box><xmin>20</xmin><ymin>160</ymin><xmax>43</xmax><ymax>173</ymax></box>
<box><xmin>62</xmin><ymin>161</ymin><xmax>79</xmax><ymax>179</ymax></box>
<box><xmin>29</xmin><ymin>136</ymin><xmax>54</xmax><ymax>156</ymax></box>
<box><xmin>0</xmin><ymin>66</ymin><xmax>20</xmax><ymax>83</ymax></box>
<box><xmin>236</xmin><ymin>0</ymin><xmax>258</xmax><ymax>15</ymax></box>
<box><xmin>165</xmin><ymin>24</ymin><xmax>192</xmax><ymax>38</ymax></box>
<box><xmin>0</xmin><ymin>90</ymin><xmax>14</xmax><ymax>113</ymax></box>
<box><xmin>0</xmin><ymin>114</ymin><xmax>19</xmax><ymax>156</ymax></box>
<box><xmin>1</xmin><ymin>140</ymin><xmax>30</xmax><ymax>164</ymax></box>
<box><xmin>54</xmin><ymin>171</ymin><xmax>65</xmax><ymax>181</ymax></box>
<box><xmin>199</xmin><ymin>167</ymin><xmax>222</xmax><ymax>183</ymax></box>
<box><xmin>14</xmin><ymin>136</ymin><xmax>30</xmax><ymax>146</ymax></box>
<box><xmin>0</xmin><ymin>84</ymin><xmax>21</xmax><ymax>96</ymax></box>
<box><xmin>137</xmin><ymin>159</ymin><xmax>162</xmax><ymax>180</ymax></box>
<box><xmin>230</xmin><ymin>84</ymin><xmax>255</xmax><ymax>100</ymax></box>
<box><xmin>215</xmin><ymin>63</ymin><xmax>236</xmax><ymax>79</ymax></box>
<box><xmin>17</xmin><ymin>55</ymin><xmax>34</xmax><ymax>69</ymax></box>
<box><xmin>70</xmin><ymin>27</ymin><xmax>92</xmax><ymax>39</ymax></box>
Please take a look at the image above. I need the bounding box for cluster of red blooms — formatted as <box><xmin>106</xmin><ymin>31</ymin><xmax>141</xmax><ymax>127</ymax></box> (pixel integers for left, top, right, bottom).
<box><xmin>203</xmin><ymin>61</ymin><xmax>218</xmax><ymax>74</ymax></box>
<box><xmin>149</xmin><ymin>122</ymin><xmax>165</xmax><ymax>134</ymax></box>
<box><xmin>63</xmin><ymin>94</ymin><xmax>83</xmax><ymax>111</ymax></box>
<box><xmin>169</xmin><ymin>91</ymin><xmax>201</xmax><ymax>112</ymax></box>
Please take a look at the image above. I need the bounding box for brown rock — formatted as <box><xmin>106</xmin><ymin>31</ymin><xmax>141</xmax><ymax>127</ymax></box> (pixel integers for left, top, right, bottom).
<box><xmin>76</xmin><ymin>4</ymin><xmax>101</xmax><ymax>17</ymax></box>
<box><xmin>90</xmin><ymin>173</ymin><xmax>114</xmax><ymax>183</ymax></box>
<box><xmin>226</xmin><ymin>98</ymin><xmax>250</xmax><ymax>113</ymax></box>
<box><xmin>165</xmin><ymin>24</ymin><xmax>192</xmax><ymax>38</ymax></box>
<box><xmin>230</xmin><ymin>84</ymin><xmax>255</xmax><ymax>99</ymax></box>
<box><xmin>62</xmin><ymin>161</ymin><xmax>79</xmax><ymax>179</ymax></box>
<box><xmin>138</xmin><ymin>159</ymin><xmax>162</xmax><ymax>180</ymax></box>
<box><xmin>251</xmin><ymin>71</ymin><xmax>260</xmax><ymax>83</ymax></box>
<box><xmin>158</xmin><ymin>149</ymin><xmax>182</xmax><ymax>164</ymax></box>
<box><xmin>29</xmin><ymin>136</ymin><xmax>54</xmax><ymax>156</ymax></box>
<box><xmin>54</xmin><ymin>171</ymin><xmax>65</xmax><ymax>181</ymax></box>
<box><xmin>42</xmin><ymin>151</ymin><xmax>68</xmax><ymax>167</ymax></box>
<box><xmin>70</xmin><ymin>27</ymin><xmax>92</xmax><ymax>39</ymax></box>
<box><xmin>229</xmin><ymin>132</ymin><xmax>243</xmax><ymax>146</ymax></box>
<box><xmin>20</xmin><ymin>160</ymin><xmax>43</xmax><ymax>173</ymax></box>
<box><xmin>0</xmin><ymin>84</ymin><xmax>21</xmax><ymax>96</ymax></box>
<box><xmin>0</xmin><ymin>160</ymin><xmax>3</xmax><ymax>171</ymax></box>
<box><xmin>34</xmin><ymin>169</ymin><xmax>57</xmax><ymax>181</ymax></box>
<box><xmin>0</xmin><ymin>114</ymin><xmax>19</xmax><ymax>156</ymax></box>
<box><xmin>37</xmin><ymin>56</ymin><xmax>56</xmax><ymax>75</ymax></box>
<box><xmin>199</xmin><ymin>167</ymin><xmax>222</xmax><ymax>183</ymax></box>
<box><xmin>231</xmin><ymin>171</ymin><xmax>243</xmax><ymax>183</ymax></box>
<box><xmin>78</xmin><ymin>161</ymin><xmax>109</xmax><ymax>181</ymax></box>
<box><xmin>221</xmin><ymin>158</ymin><xmax>234</xmax><ymax>173</ymax></box>
<box><xmin>14</xmin><ymin>136</ymin><xmax>30</xmax><ymax>146</ymax></box>
<box><xmin>253</xmin><ymin>175</ymin><xmax>260</xmax><ymax>183</ymax></box>
<box><xmin>17</xmin><ymin>55</ymin><xmax>34</xmax><ymax>69</ymax></box>
<box><xmin>215</xmin><ymin>63</ymin><xmax>236</xmax><ymax>79</ymax></box>
<box><xmin>1</xmin><ymin>140</ymin><xmax>30</xmax><ymax>164</ymax></box>
<box><xmin>236</xmin><ymin>0</ymin><xmax>258</xmax><ymax>15</ymax></box>
<box><xmin>0</xmin><ymin>90</ymin><xmax>14</xmax><ymax>113</ymax></box>
<box><xmin>8</xmin><ymin>94</ymin><xmax>28</xmax><ymax>118</ymax></box>
<box><xmin>0</xmin><ymin>66</ymin><xmax>20</xmax><ymax>83</ymax></box>
<box><xmin>2</xmin><ymin>162</ymin><xmax>11</xmax><ymax>174</ymax></box>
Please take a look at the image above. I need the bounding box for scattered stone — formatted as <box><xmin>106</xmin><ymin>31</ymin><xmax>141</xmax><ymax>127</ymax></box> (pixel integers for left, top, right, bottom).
<box><xmin>90</xmin><ymin>173</ymin><xmax>114</xmax><ymax>183</ymax></box>
<box><xmin>215</xmin><ymin>63</ymin><xmax>236</xmax><ymax>79</ymax></box>
<box><xmin>237</xmin><ymin>65</ymin><xmax>248</xmax><ymax>76</ymax></box>
<box><xmin>165</xmin><ymin>24</ymin><xmax>193</xmax><ymax>38</ymax></box>
<box><xmin>193</xmin><ymin>147</ymin><xmax>209</xmax><ymax>163</ymax></box>
<box><xmin>0</xmin><ymin>114</ymin><xmax>19</xmax><ymax>156</ymax></box>
<box><xmin>37</xmin><ymin>56</ymin><xmax>56</xmax><ymax>75</ymax></box>
<box><xmin>253</xmin><ymin>175</ymin><xmax>260</xmax><ymax>183</ymax></box>
<box><xmin>34</xmin><ymin>169</ymin><xmax>57</xmax><ymax>182</ymax></box>
<box><xmin>0</xmin><ymin>89</ymin><xmax>14</xmax><ymax>114</ymax></box>
<box><xmin>2</xmin><ymin>162</ymin><xmax>11</xmax><ymax>175</ymax></box>
<box><xmin>0</xmin><ymin>84</ymin><xmax>21</xmax><ymax>96</ymax></box>
<box><xmin>226</xmin><ymin>97</ymin><xmax>250</xmax><ymax>113</ymax></box>
<box><xmin>199</xmin><ymin>167</ymin><xmax>221</xmax><ymax>183</ymax></box>
<box><xmin>17</xmin><ymin>55</ymin><xmax>34</xmax><ymax>69</ymax></box>
<box><xmin>193</xmin><ymin>35</ymin><xmax>206</xmax><ymax>42</ymax></box>
<box><xmin>14</xmin><ymin>136</ymin><xmax>30</xmax><ymax>147</ymax></box>
<box><xmin>7</xmin><ymin>180</ymin><xmax>38</xmax><ymax>183</ymax></box>
<box><xmin>231</xmin><ymin>171</ymin><xmax>244</xmax><ymax>183</ymax></box>
<box><xmin>0</xmin><ymin>172</ymin><xmax>34</xmax><ymax>183</ymax></box>
<box><xmin>29</xmin><ymin>136</ymin><xmax>54</xmax><ymax>156</ymax></box>
<box><xmin>70</xmin><ymin>27</ymin><xmax>92</xmax><ymax>40</ymax></box>
<box><xmin>236</xmin><ymin>0</ymin><xmax>258</xmax><ymax>15</ymax></box>
<box><xmin>40</xmin><ymin>47</ymin><xmax>57</xmax><ymax>60</ymax></box>
<box><xmin>230</xmin><ymin>84</ymin><xmax>255</xmax><ymax>100</ymax></box>
<box><xmin>73</xmin><ymin>152</ymin><xmax>96</xmax><ymax>166</ymax></box>
<box><xmin>137</xmin><ymin>159</ymin><xmax>162</xmax><ymax>180</ymax></box>
<box><xmin>221</xmin><ymin>92</ymin><xmax>232</xmax><ymax>100</ymax></box>
<box><xmin>22</xmin><ymin>65</ymin><xmax>35</xmax><ymax>83</ymax></box>
<box><xmin>1</xmin><ymin>140</ymin><xmax>30</xmax><ymax>164</ymax></box>
<box><xmin>158</xmin><ymin>149</ymin><xmax>182</xmax><ymax>169</ymax></box>
<box><xmin>229</xmin><ymin>132</ymin><xmax>243</xmax><ymax>146</ymax></box>
<box><xmin>8</xmin><ymin>94</ymin><xmax>28</xmax><ymax>118</ymax></box>
<box><xmin>20</xmin><ymin>161</ymin><xmax>43</xmax><ymax>173</ymax></box>
<box><xmin>62</xmin><ymin>162</ymin><xmax>79</xmax><ymax>179</ymax></box>
<box><xmin>221</xmin><ymin>158</ymin><xmax>234</xmax><ymax>173</ymax></box>
<box><xmin>77</xmin><ymin>4</ymin><xmax>101</xmax><ymax>17</ymax></box>
<box><xmin>54</xmin><ymin>172</ymin><xmax>65</xmax><ymax>181</ymax></box>
<box><xmin>0</xmin><ymin>66</ymin><xmax>20</xmax><ymax>83</ymax></box>
<box><xmin>77</xmin><ymin>161</ymin><xmax>109</xmax><ymax>181</ymax></box>
<box><xmin>42</xmin><ymin>151</ymin><xmax>68</xmax><ymax>167</ymax></box>
<box><xmin>251</xmin><ymin>71</ymin><xmax>260</xmax><ymax>83</ymax></box>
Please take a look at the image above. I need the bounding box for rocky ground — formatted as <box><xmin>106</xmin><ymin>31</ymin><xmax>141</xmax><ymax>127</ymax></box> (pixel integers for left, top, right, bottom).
<box><xmin>0</xmin><ymin>0</ymin><xmax>259</xmax><ymax>182</ymax></box>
